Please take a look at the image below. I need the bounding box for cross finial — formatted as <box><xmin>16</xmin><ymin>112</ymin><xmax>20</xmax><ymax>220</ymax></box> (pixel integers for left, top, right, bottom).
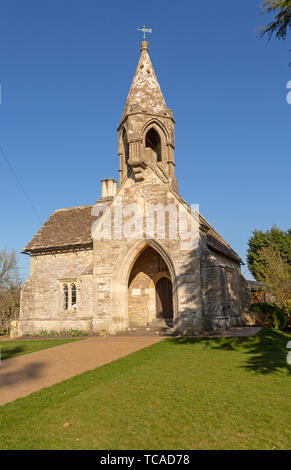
<box><xmin>137</xmin><ymin>25</ymin><xmax>152</xmax><ymax>41</ymax></box>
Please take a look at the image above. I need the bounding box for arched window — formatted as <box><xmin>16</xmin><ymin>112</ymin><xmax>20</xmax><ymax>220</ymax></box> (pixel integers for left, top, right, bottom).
<box><xmin>122</xmin><ymin>129</ymin><xmax>129</xmax><ymax>171</ymax></box>
<box><xmin>71</xmin><ymin>283</ymin><xmax>77</xmax><ymax>310</ymax></box>
<box><xmin>63</xmin><ymin>284</ymin><xmax>68</xmax><ymax>311</ymax></box>
<box><xmin>145</xmin><ymin>128</ymin><xmax>161</xmax><ymax>162</ymax></box>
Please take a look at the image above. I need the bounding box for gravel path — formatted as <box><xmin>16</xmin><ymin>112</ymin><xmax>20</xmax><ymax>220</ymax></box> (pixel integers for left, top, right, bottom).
<box><xmin>0</xmin><ymin>336</ymin><xmax>163</xmax><ymax>406</ymax></box>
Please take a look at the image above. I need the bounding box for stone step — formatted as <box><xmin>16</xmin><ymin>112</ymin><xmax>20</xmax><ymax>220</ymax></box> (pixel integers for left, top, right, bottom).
<box><xmin>130</xmin><ymin>320</ymin><xmax>173</xmax><ymax>329</ymax></box>
<box><xmin>120</xmin><ymin>323</ymin><xmax>175</xmax><ymax>337</ymax></box>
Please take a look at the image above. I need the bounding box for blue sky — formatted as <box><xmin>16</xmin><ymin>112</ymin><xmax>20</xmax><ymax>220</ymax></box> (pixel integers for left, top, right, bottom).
<box><xmin>0</xmin><ymin>0</ymin><xmax>290</xmax><ymax>280</ymax></box>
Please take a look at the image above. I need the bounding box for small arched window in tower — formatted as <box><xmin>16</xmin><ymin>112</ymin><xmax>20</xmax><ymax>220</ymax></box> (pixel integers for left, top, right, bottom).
<box><xmin>71</xmin><ymin>283</ymin><xmax>77</xmax><ymax>310</ymax></box>
<box><xmin>145</xmin><ymin>128</ymin><xmax>161</xmax><ymax>162</ymax></box>
<box><xmin>63</xmin><ymin>284</ymin><xmax>68</xmax><ymax>311</ymax></box>
<box><xmin>122</xmin><ymin>129</ymin><xmax>129</xmax><ymax>172</ymax></box>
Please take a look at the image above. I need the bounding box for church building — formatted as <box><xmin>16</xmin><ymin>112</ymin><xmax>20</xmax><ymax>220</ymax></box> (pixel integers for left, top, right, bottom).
<box><xmin>18</xmin><ymin>40</ymin><xmax>251</xmax><ymax>337</ymax></box>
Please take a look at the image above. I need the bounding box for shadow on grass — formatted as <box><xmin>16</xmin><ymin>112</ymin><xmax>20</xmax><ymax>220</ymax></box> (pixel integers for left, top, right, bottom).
<box><xmin>1</xmin><ymin>345</ymin><xmax>26</xmax><ymax>361</ymax></box>
<box><xmin>170</xmin><ymin>327</ymin><xmax>291</xmax><ymax>375</ymax></box>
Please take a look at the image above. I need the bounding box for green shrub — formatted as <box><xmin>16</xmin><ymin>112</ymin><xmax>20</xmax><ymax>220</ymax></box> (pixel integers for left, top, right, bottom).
<box><xmin>49</xmin><ymin>330</ymin><xmax>58</xmax><ymax>336</ymax></box>
<box><xmin>37</xmin><ymin>328</ymin><xmax>88</xmax><ymax>337</ymax></box>
<box><xmin>283</xmin><ymin>301</ymin><xmax>291</xmax><ymax>327</ymax></box>
<box><xmin>251</xmin><ymin>302</ymin><xmax>288</xmax><ymax>330</ymax></box>
<box><xmin>59</xmin><ymin>328</ymin><xmax>88</xmax><ymax>337</ymax></box>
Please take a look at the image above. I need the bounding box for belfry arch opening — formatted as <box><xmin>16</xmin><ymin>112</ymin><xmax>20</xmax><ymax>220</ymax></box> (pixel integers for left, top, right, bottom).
<box><xmin>145</xmin><ymin>128</ymin><xmax>162</xmax><ymax>162</ymax></box>
<box><xmin>127</xmin><ymin>246</ymin><xmax>173</xmax><ymax>327</ymax></box>
<box><xmin>122</xmin><ymin>129</ymin><xmax>129</xmax><ymax>172</ymax></box>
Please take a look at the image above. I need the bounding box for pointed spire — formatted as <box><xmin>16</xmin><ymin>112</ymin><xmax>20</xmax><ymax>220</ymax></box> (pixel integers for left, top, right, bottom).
<box><xmin>121</xmin><ymin>41</ymin><xmax>168</xmax><ymax>120</ymax></box>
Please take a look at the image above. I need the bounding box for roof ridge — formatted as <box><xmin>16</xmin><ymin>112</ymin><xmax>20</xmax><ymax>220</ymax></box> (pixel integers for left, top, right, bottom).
<box><xmin>55</xmin><ymin>204</ymin><xmax>94</xmax><ymax>212</ymax></box>
<box><xmin>199</xmin><ymin>213</ymin><xmax>234</xmax><ymax>249</ymax></box>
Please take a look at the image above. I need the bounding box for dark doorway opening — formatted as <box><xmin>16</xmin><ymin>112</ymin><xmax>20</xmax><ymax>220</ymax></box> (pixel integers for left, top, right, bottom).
<box><xmin>156</xmin><ymin>277</ymin><xmax>173</xmax><ymax>326</ymax></box>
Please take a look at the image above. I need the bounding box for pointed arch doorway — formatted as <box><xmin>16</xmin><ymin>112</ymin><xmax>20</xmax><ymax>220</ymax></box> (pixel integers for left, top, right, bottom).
<box><xmin>127</xmin><ymin>246</ymin><xmax>174</xmax><ymax>327</ymax></box>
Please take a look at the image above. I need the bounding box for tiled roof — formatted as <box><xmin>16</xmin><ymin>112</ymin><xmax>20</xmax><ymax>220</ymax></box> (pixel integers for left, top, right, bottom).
<box><xmin>206</xmin><ymin>229</ymin><xmax>241</xmax><ymax>263</ymax></box>
<box><xmin>24</xmin><ymin>205</ymin><xmax>95</xmax><ymax>253</ymax></box>
<box><xmin>24</xmin><ymin>203</ymin><xmax>242</xmax><ymax>263</ymax></box>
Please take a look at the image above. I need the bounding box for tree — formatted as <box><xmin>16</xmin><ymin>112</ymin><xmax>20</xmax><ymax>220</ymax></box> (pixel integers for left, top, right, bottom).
<box><xmin>255</xmin><ymin>244</ymin><xmax>291</xmax><ymax>308</ymax></box>
<box><xmin>0</xmin><ymin>248</ymin><xmax>22</xmax><ymax>332</ymax></box>
<box><xmin>259</xmin><ymin>0</ymin><xmax>291</xmax><ymax>39</ymax></box>
<box><xmin>247</xmin><ymin>228</ymin><xmax>291</xmax><ymax>325</ymax></box>
<box><xmin>259</xmin><ymin>0</ymin><xmax>291</xmax><ymax>63</ymax></box>
<box><xmin>247</xmin><ymin>226</ymin><xmax>291</xmax><ymax>279</ymax></box>
<box><xmin>0</xmin><ymin>248</ymin><xmax>18</xmax><ymax>287</ymax></box>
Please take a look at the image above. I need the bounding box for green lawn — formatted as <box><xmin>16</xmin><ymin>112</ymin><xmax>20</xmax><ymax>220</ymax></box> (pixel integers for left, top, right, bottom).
<box><xmin>0</xmin><ymin>338</ymin><xmax>81</xmax><ymax>360</ymax></box>
<box><xmin>1</xmin><ymin>328</ymin><xmax>290</xmax><ymax>450</ymax></box>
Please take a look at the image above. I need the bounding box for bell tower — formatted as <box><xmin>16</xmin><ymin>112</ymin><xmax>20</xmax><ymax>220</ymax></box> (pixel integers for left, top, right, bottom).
<box><xmin>117</xmin><ymin>40</ymin><xmax>178</xmax><ymax>192</ymax></box>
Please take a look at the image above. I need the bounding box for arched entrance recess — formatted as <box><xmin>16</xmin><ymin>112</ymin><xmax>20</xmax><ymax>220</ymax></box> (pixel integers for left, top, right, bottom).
<box><xmin>127</xmin><ymin>246</ymin><xmax>174</xmax><ymax>326</ymax></box>
<box><xmin>110</xmin><ymin>239</ymin><xmax>177</xmax><ymax>330</ymax></box>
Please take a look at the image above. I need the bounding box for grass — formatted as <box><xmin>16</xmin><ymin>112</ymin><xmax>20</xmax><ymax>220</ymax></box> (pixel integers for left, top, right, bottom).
<box><xmin>0</xmin><ymin>338</ymin><xmax>81</xmax><ymax>360</ymax></box>
<box><xmin>1</xmin><ymin>327</ymin><xmax>290</xmax><ymax>450</ymax></box>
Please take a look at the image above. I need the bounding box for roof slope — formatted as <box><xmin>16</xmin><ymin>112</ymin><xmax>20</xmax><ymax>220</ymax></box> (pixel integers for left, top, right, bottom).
<box><xmin>205</xmin><ymin>227</ymin><xmax>241</xmax><ymax>263</ymax></box>
<box><xmin>24</xmin><ymin>204</ymin><xmax>241</xmax><ymax>263</ymax></box>
<box><xmin>24</xmin><ymin>205</ymin><xmax>94</xmax><ymax>252</ymax></box>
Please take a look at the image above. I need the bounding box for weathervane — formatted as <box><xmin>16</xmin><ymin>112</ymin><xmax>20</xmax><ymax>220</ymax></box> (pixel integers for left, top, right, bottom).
<box><xmin>137</xmin><ymin>25</ymin><xmax>152</xmax><ymax>41</ymax></box>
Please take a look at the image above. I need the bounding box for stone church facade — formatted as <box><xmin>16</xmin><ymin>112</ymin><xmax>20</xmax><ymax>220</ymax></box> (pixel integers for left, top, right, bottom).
<box><xmin>17</xmin><ymin>41</ymin><xmax>251</xmax><ymax>337</ymax></box>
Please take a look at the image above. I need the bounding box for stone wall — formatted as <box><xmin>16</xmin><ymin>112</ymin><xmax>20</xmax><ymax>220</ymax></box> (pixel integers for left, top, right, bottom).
<box><xmin>200</xmin><ymin>249</ymin><xmax>253</xmax><ymax>331</ymax></box>
<box><xmin>19</xmin><ymin>249</ymin><xmax>94</xmax><ymax>336</ymax></box>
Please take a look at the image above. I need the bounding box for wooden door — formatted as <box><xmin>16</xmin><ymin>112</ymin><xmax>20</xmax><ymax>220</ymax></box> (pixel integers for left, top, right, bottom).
<box><xmin>156</xmin><ymin>277</ymin><xmax>173</xmax><ymax>324</ymax></box>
